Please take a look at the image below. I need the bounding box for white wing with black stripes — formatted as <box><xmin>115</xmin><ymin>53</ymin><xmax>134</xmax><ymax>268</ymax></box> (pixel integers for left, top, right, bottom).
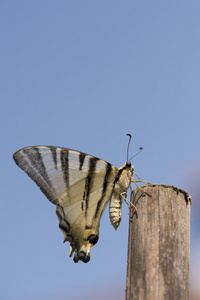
<box><xmin>13</xmin><ymin>146</ymin><xmax>134</xmax><ymax>263</ymax></box>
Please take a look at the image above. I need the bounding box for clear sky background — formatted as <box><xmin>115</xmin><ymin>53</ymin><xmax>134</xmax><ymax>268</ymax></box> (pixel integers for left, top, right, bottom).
<box><xmin>1</xmin><ymin>1</ymin><xmax>200</xmax><ymax>299</ymax></box>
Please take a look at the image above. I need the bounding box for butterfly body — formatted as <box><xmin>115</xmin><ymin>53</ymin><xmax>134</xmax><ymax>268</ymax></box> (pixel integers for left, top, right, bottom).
<box><xmin>13</xmin><ymin>146</ymin><xmax>134</xmax><ymax>263</ymax></box>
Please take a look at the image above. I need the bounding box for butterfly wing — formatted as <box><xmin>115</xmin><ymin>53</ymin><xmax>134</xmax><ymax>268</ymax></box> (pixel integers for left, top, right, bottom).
<box><xmin>13</xmin><ymin>146</ymin><xmax>118</xmax><ymax>263</ymax></box>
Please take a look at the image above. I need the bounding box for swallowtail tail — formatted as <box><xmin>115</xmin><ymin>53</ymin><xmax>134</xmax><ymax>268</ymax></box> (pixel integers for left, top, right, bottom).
<box><xmin>13</xmin><ymin>135</ymin><xmax>144</xmax><ymax>263</ymax></box>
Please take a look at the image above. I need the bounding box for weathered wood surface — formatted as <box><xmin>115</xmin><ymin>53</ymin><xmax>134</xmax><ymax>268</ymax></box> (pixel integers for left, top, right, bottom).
<box><xmin>126</xmin><ymin>184</ymin><xmax>191</xmax><ymax>300</ymax></box>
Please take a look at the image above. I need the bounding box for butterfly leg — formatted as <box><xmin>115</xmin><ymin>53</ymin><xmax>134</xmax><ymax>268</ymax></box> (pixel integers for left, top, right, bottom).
<box><xmin>133</xmin><ymin>170</ymin><xmax>150</xmax><ymax>185</ymax></box>
<box><xmin>131</xmin><ymin>174</ymin><xmax>151</xmax><ymax>197</ymax></box>
<box><xmin>120</xmin><ymin>192</ymin><xmax>138</xmax><ymax>217</ymax></box>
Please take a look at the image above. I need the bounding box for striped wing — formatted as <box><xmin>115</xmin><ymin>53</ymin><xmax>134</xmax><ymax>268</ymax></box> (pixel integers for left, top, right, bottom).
<box><xmin>13</xmin><ymin>146</ymin><xmax>118</xmax><ymax>263</ymax></box>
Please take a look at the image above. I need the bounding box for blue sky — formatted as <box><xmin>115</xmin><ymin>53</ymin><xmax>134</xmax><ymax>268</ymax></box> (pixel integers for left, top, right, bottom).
<box><xmin>1</xmin><ymin>1</ymin><xmax>200</xmax><ymax>299</ymax></box>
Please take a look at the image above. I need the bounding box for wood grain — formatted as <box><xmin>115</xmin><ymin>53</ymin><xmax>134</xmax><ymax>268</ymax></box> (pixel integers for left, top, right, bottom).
<box><xmin>126</xmin><ymin>184</ymin><xmax>191</xmax><ymax>300</ymax></box>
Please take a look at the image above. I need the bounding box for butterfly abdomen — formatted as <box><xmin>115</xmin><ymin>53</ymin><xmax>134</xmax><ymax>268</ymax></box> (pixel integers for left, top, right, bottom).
<box><xmin>109</xmin><ymin>193</ymin><xmax>122</xmax><ymax>230</ymax></box>
<box><xmin>109</xmin><ymin>162</ymin><xmax>134</xmax><ymax>230</ymax></box>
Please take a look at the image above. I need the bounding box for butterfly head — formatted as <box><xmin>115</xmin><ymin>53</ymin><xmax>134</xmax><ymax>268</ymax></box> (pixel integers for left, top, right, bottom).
<box><xmin>126</xmin><ymin>161</ymin><xmax>134</xmax><ymax>172</ymax></box>
<box><xmin>120</xmin><ymin>161</ymin><xmax>134</xmax><ymax>175</ymax></box>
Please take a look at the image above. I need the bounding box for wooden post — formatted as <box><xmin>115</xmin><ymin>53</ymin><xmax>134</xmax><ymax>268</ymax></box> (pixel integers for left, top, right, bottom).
<box><xmin>126</xmin><ymin>184</ymin><xmax>192</xmax><ymax>300</ymax></box>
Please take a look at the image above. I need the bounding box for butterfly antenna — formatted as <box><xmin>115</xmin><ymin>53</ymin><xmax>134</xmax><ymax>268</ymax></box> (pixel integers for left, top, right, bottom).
<box><xmin>126</xmin><ymin>134</ymin><xmax>132</xmax><ymax>161</ymax></box>
<box><xmin>129</xmin><ymin>147</ymin><xmax>143</xmax><ymax>161</ymax></box>
<box><xmin>126</xmin><ymin>134</ymin><xmax>143</xmax><ymax>161</ymax></box>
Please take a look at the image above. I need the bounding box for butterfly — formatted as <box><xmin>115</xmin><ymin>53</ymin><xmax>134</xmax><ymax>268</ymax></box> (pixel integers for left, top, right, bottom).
<box><xmin>13</xmin><ymin>134</ymin><xmax>144</xmax><ymax>263</ymax></box>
